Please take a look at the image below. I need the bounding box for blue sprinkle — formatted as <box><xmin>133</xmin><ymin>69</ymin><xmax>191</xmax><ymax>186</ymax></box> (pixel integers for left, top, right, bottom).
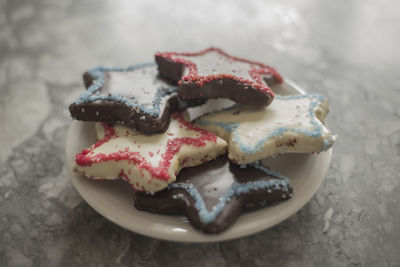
<box><xmin>259</xmin><ymin>200</ymin><xmax>267</xmax><ymax>207</ymax></box>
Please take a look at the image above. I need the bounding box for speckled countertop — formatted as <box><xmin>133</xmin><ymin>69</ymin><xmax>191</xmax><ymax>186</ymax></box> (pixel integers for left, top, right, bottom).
<box><xmin>1</xmin><ymin>0</ymin><xmax>399</xmax><ymax>266</ymax></box>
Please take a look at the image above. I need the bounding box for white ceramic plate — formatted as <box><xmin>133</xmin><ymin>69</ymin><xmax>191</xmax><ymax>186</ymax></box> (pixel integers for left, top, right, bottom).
<box><xmin>65</xmin><ymin>81</ymin><xmax>332</xmax><ymax>242</ymax></box>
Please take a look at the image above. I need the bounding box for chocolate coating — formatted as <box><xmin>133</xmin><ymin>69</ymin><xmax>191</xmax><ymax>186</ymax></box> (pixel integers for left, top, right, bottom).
<box><xmin>69</xmin><ymin>64</ymin><xmax>204</xmax><ymax>135</ymax></box>
<box><xmin>133</xmin><ymin>155</ymin><xmax>293</xmax><ymax>234</ymax></box>
<box><xmin>180</xmin><ymin>77</ymin><xmax>273</xmax><ymax>106</ymax></box>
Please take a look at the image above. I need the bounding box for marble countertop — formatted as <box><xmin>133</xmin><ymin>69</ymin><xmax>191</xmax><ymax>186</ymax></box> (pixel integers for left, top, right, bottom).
<box><xmin>1</xmin><ymin>0</ymin><xmax>399</xmax><ymax>266</ymax></box>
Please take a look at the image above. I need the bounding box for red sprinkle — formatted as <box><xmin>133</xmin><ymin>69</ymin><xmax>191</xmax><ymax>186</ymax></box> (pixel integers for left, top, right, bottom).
<box><xmin>180</xmin><ymin>157</ymin><xmax>189</xmax><ymax>166</ymax></box>
<box><xmin>118</xmin><ymin>169</ymin><xmax>129</xmax><ymax>182</ymax></box>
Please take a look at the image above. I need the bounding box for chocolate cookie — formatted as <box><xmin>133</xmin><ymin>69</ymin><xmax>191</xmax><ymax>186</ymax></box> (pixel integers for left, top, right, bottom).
<box><xmin>69</xmin><ymin>63</ymin><xmax>204</xmax><ymax>134</ymax></box>
<box><xmin>155</xmin><ymin>47</ymin><xmax>283</xmax><ymax>106</ymax></box>
<box><xmin>133</xmin><ymin>155</ymin><xmax>292</xmax><ymax>234</ymax></box>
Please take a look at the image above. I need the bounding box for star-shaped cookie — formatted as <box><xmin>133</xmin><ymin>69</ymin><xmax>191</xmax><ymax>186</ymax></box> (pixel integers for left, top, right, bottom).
<box><xmin>194</xmin><ymin>94</ymin><xmax>337</xmax><ymax>164</ymax></box>
<box><xmin>69</xmin><ymin>63</ymin><xmax>204</xmax><ymax>134</ymax></box>
<box><xmin>155</xmin><ymin>47</ymin><xmax>282</xmax><ymax>106</ymax></box>
<box><xmin>134</xmin><ymin>155</ymin><xmax>292</xmax><ymax>234</ymax></box>
<box><xmin>73</xmin><ymin>112</ymin><xmax>227</xmax><ymax>193</ymax></box>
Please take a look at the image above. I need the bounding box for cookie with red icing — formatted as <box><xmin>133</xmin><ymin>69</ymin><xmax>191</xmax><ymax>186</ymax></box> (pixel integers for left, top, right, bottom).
<box><xmin>155</xmin><ymin>47</ymin><xmax>282</xmax><ymax>106</ymax></box>
<box><xmin>73</xmin><ymin>112</ymin><xmax>227</xmax><ymax>193</ymax></box>
<box><xmin>134</xmin><ymin>155</ymin><xmax>292</xmax><ymax>234</ymax></box>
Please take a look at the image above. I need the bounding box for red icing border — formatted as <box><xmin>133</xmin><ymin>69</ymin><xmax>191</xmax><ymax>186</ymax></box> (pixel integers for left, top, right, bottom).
<box><xmin>155</xmin><ymin>47</ymin><xmax>282</xmax><ymax>96</ymax></box>
<box><xmin>75</xmin><ymin>113</ymin><xmax>218</xmax><ymax>182</ymax></box>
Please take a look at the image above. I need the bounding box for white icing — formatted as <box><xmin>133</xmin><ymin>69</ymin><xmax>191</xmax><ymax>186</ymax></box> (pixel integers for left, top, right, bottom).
<box><xmin>106</xmin><ymin>67</ymin><xmax>162</xmax><ymax>96</ymax></box>
<box><xmin>180</xmin><ymin>51</ymin><xmax>254</xmax><ymax>81</ymax></box>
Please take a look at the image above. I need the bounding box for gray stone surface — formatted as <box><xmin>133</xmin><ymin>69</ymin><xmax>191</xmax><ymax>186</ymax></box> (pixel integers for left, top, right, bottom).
<box><xmin>1</xmin><ymin>0</ymin><xmax>399</xmax><ymax>266</ymax></box>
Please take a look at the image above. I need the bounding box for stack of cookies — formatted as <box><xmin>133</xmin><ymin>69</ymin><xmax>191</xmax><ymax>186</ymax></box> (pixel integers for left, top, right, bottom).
<box><xmin>69</xmin><ymin>48</ymin><xmax>336</xmax><ymax>234</ymax></box>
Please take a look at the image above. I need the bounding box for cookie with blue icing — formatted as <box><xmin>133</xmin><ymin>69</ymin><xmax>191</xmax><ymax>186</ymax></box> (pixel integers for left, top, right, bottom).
<box><xmin>194</xmin><ymin>94</ymin><xmax>337</xmax><ymax>164</ymax></box>
<box><xmin>69</xmin><ymin>63</ymin><xmax>204</xmax><ymax>134</ymax></box>
<box><xmin>133</xmin><ymin>155</ymin><xmax>292</xmax><ymax>234</ymax></box>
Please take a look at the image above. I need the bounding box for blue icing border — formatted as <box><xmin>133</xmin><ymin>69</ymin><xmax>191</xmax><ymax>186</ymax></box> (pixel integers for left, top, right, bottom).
<box><xmin>195</xmin><ymin>94</ymin><xmax>333</xmax><ymax>155</ymax></box>
<box><xmin>168</xmin><ymin>162</ymin><xmax>291</xmax><ymax>224</ymax></box>
<box><xmin>75</xmin><ymin>62</ymin><xmax>178</xmax><ymax>118</ymax></box>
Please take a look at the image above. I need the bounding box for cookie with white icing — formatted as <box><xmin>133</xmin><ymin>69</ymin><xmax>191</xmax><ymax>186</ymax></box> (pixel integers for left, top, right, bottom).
<box><xmin>194</xmin><ymin>94</ymin><xmax>336</xmax><ymax>164</ymax></box>
<box><xmin>73</xmin><ymin>112</ymin><xmax>227</xmax><ymax>193</ymax></box>
<box><xmin>69</xmin><ymin>63</ymin><xmax>204</xmax><ymax>134</ymax></box>
<box><xmin>155</xmin><ymin>47</ymin><xmax>282</xmax><ymax>106</ymax></box>
<box><xmin>134</xmin><ymin>155</ymin><xmax>292</xmax><ymax>234</ymax></box>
